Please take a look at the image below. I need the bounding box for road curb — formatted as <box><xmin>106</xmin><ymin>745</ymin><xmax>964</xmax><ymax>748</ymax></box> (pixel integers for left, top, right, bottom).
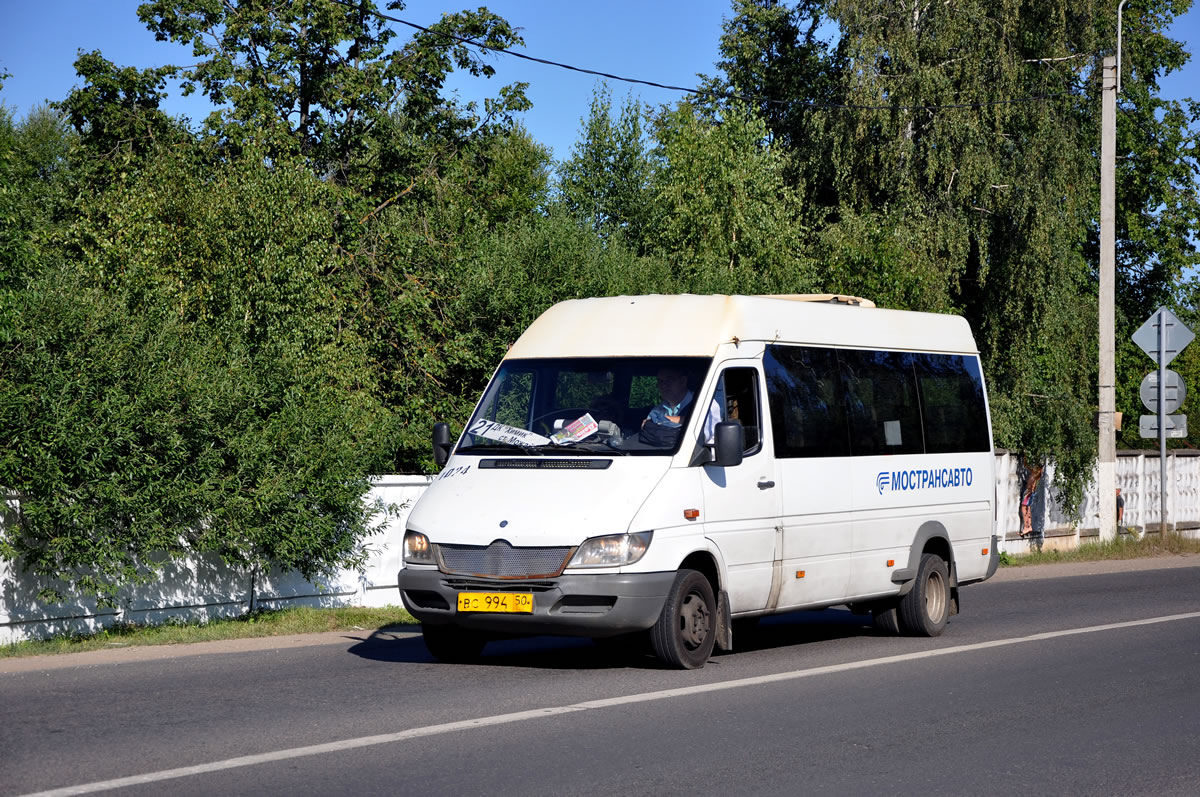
<box><xmin>0</xmin><ymin>628</ymin><xmax>422</xmax><ymax>674</ymax></box>
<box><xmin>989</xmin><ymin>552</ymin><xmax>1200</xmax><ymax>582</ymax></box>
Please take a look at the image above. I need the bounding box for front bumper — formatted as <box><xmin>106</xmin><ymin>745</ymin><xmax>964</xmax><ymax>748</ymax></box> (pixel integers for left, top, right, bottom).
<box><xmin>397</xmin><ymin>568</ymin><xmax>676</xmax><ymax>637</ymax></box>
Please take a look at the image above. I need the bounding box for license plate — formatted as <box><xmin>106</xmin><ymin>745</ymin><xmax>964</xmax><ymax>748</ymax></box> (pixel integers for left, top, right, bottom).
<box><xmin>456</xmin><ymin>592</ymin><xmax>534</xmax><ymax>613</ymax></box>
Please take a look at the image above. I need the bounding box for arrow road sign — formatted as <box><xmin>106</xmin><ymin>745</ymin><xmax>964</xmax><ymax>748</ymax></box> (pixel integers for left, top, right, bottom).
<box><xmin>1140</xmin><ymin>369</ymin><xmax>1187</xmax><ymax>414</ymax></box>
<box><xmin>1140</xmin><ymin>414</ymin><xmax>1188</xmax><ymax>439</ymax></box>
<box><xmin>1132</xmin><ymin>307</ymin><xmax>1194</xmax><ymax>366</ymax></box>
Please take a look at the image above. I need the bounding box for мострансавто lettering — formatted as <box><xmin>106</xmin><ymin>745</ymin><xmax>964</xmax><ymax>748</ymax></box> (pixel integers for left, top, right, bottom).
<box><xmin>876</xmin><ymin>468</ymin><xmax>973</xmax><ymax>495</ymax></box>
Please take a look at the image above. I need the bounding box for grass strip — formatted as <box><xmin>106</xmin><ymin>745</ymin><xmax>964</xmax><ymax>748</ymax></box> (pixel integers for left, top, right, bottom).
<box><xmin>1</xmin><ymin>605</ymin><xmax>417</xmax><ymax>659</ymax></box>
<box><xmin>1000</xmin><ymin>532</ymin><xmax>1200</xmax><ymax>567</ymax></box>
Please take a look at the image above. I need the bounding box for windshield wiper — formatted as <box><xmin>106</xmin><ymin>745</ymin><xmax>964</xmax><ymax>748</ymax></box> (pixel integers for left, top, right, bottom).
<box><xmin>574</xmin><ymin>440</ymin><xmax>629</xmax><ymax>455</ymax></box>
<box><xmin>528</xmin><ymin>440</ymin><xmax>628</xmax><ymax>456</ymax></box>
<box><xmin>459</xmin><ymin>442</ymin><xmax>543</xmax><ymax>456</ymax></box>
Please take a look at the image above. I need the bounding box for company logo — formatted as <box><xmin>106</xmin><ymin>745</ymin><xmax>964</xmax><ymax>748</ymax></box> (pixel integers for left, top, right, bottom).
<box><xmin>876</xmin><ymin>467</ymin><xmax>973</xmax><ymax>494</ymax></box>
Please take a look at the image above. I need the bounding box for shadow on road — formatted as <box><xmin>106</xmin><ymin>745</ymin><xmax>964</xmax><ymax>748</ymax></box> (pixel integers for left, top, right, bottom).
<box><xmin>346</xmin><ymin>608</ymin><xmax>880</xmax><ymax>670</ymax></box>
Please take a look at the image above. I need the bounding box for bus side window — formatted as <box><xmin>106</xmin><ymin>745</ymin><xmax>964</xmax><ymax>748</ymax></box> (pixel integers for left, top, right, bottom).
<box><xmin>764</xmin><ymin>344</ymin><xmax>850</xmax><ymax>458</ymax></box>
<box><xmin>716</xmin><ymin>367</ymin><xmax>762</xmax><ymax>455</ymax></box>
<box><xmin>913</xmin><ymin>353</ymin><xmax>991</xmax><ymax>453</ymax></box>
<box><xmin>837</xmin><ymin>350</ymin><xmax>924</xmax><ymax>456</ymax></box>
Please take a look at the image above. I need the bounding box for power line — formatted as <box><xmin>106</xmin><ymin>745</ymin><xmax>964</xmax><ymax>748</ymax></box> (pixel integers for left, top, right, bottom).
<box><xmin>330</xmin><ymin>0</ymin><xmax>1079</xmax><ymax>113</ymax></box>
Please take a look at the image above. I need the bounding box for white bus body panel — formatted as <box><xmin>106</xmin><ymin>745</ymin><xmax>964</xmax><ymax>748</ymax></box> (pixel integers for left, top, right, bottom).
<box><xmin>406</xmin><ymin>456</ymin><xmax>672</xmax><ymax>547</ymax></box>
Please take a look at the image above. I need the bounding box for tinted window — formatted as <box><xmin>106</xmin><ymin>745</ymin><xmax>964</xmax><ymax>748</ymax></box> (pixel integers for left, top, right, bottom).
<box><xmin>764</xmin><ymin>345</ymin><xmax>850</xmax><ymax>458</ymax></box>
<box><xmin>913</xmin><ymin>354</ymin><xmax>991</xmax><ymax>453</ymax></box>
<box><xmin>838</xmin><ymin>350</ymin><xmax>924</xmax><ymax>456</ymax></box>
<box><xmin>766</xmin><ymin>344</ymin><xmax>990</xmax><ymax>458</ymax></box>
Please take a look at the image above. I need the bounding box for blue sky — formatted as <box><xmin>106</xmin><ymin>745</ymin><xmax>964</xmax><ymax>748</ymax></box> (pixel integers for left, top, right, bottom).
<box><xmin>1</xmin><ymin>0</ymin><xmax>1197</xmax><ymax>162</ymax></box>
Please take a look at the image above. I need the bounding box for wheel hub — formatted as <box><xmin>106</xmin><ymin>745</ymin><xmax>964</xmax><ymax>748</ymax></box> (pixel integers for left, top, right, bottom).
<box><xmin>925</xmin><ymin>569</ymin><xmax>947</xmax><ymax>621</ymax></box>
<box><xmin>679</xmin><ymin>592</ymin><xmax>711</xmax><ymax>649</ymax></box>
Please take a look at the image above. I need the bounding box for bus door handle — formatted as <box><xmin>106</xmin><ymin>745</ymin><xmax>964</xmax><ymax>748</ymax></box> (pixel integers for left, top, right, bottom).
<box><xmin>757</xmin><ymin>479</ymin><xmax>776</xmax><ymax>490</ymax></box>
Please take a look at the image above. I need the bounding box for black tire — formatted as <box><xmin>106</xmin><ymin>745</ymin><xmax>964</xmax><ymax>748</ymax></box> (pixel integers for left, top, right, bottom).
<box><xmin>650</xmin><ymin>569</ymin><xmax>717</xmax><ymax>669</ymax></box>
<box><xmin>897</xmin><ymin>553</ymin><xmax>950</xmax><ymax>637</ymax></box>
<box><xmin>872</xmin><ymin>604</ymin><xmax>902</xmax><ymax>635</ymax></box>
<box><xmin>422</xmin><ymin>624</ymin><xmax>487</xmax><ymax>663</ymax></box>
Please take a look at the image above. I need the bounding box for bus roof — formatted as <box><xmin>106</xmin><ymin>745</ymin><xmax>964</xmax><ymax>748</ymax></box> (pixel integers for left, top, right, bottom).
<box><xmin>506</xmin><ymin>294</ymin><xmax>979</xmax><ymax>359</ymax></box>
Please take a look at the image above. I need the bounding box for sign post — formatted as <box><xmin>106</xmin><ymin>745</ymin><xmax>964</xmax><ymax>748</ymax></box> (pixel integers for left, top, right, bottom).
<box><xmin>1133</xmin><ymin>307</ymin><xmax>1194</xmax><ymax>534</ymax></box>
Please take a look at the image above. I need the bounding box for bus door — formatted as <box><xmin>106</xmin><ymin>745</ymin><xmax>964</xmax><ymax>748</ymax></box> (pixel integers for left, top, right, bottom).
<box><xmin>699</xmin><ymin>363</ymin><xmax>781</xmax><ymax>614</ymax></box>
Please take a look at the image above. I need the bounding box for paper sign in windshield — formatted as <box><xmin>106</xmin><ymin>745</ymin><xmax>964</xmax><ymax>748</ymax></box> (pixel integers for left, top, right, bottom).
<box><xmin>468</xmin><ymin>418</ymin><xmax>551</xmax><ymax>447</ymax></box>
<box><xmin>551</xmin><ymin>413</ymin><xmax>599</xmax><ymax>444</ymax></box>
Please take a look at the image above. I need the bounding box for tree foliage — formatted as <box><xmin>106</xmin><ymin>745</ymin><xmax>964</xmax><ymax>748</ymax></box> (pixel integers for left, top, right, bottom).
<box><xmin>557</xmin><ymin>86</ymin><xmax>655</xmax><ymax>248</ymax></box>
<box><xmin>555</xmin><ymin>88</ymin><xmax>814</xmax><ymax>293</ymax></box>
<box><xmin>1</xmin><ymin>148</ymin><xmax>395</xmax><ymax>604</ymax></box>
<box><xmin>137</xmin><ymin>0</ymin><xmax>531</xmax><ymax>184</ymax></box>
<box><xmin>647</xmin><ymin>101</ymin><xmax>812</xmax><ymax>291</ymax></box>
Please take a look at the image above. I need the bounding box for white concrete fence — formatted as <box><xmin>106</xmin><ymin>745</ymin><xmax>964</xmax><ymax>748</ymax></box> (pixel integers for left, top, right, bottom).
<box><xmin>3</xmin><ymin>452</ymin><xmax>1198</xmax><ymax>644</ymax></box>
<box><xmin>0</xmin><ymin>476</ymin><xmax>433</xmax><ymax>646</ymax></box>
<box><xmin>998</xmin><ymin>449</ymin><xmax>1200</xmax><ymax>552</ymax></box>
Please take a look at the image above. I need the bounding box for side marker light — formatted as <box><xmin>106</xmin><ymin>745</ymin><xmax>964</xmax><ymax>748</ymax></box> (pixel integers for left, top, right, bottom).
<box><xmin>886</xmin><ymin>559</ymin><xmax>895</xmax><ymax>567</ymax></box>
<box><xmin>796</xmin><ymin>570</ymin><xmax>805</xmax><ymax>578</ymax></box>
<box><xmin>683</xmin><ymin>509</ymin><xmax>700</xmax><ymax>520</ymax></box>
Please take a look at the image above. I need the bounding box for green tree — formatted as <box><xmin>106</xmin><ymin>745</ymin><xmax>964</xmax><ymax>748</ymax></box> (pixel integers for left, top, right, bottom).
<box><xmin>137</xmin><ymin>0</ymin><xmax>530</xmax><ymax>185</ymax></box>
<box><xmin>647</xmin><ymin>101</ymin><xmax>813</xmax><ymax>293</ymax></box>
<box><xmin>557</xmin><ymin>86</ymin><xmax>655</xmax><ymax>249</ymax></box>
<box><xmin>0</xmin><ymin>100</ymin><xmax>79</xmax><ymax>364</ymax></box>
<box><xmin>1</xmin><ymin>149</ymin><xmax>395</xmax><ymax>604</ymax></box>
<box><xmin>704</xmin><ymin>0</ymin><xmax>839</xmax><ymax>199</ymax></box>
<box><xmin>1</xmin><ymin>1</ymin><xmax>567</xmax><ymax>601</ymax></box>
<box><xmin>56</xmin><ymin>51</ymin><xmax>183</xmax><ymax>179</ymax></box>
<box><xmin>373</xmin><ymin>209</ymin><xmax>681</xmax><ymax>468</ymax></box>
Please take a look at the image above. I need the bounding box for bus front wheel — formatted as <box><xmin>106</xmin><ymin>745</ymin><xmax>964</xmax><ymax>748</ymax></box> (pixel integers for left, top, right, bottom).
<box><xmin>651</xmin><ymin>569</ymin><xmax>717</xmax><ymax>669</ymax></box>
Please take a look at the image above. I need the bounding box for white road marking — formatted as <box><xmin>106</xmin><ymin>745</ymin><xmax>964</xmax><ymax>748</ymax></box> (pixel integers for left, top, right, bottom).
<box><xmin>22</xmin><ymin>611</ymin><xmax>1200</xmax><ymax>796</ymax></box>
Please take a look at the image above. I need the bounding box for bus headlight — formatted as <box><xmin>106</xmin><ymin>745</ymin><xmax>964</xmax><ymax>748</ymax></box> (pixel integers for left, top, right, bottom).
<box><xmin>568</xmin><ymin>532</ymin><xmax>653</xmax><ymax>568</ymax></box>
<box><xmin>403</xmin><ymin>531</ymin><xmax>436</xmax><ymax>565</ymax></box>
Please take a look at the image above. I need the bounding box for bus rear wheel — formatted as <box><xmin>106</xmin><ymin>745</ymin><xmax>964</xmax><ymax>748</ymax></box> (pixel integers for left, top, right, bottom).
<box><xmin>871</xmin><ymin>604</ymin><xmax>901</xmax><ymax>635</ymax></box>
<box><xmin>897</xmin><ymin>553</ymin><xmax>950</xmax><ymax>637</ymax></box>
<box><xmin>651</xmin><ymin>569</ymin><xmax>716</xmax><ymax>669</ymax></box>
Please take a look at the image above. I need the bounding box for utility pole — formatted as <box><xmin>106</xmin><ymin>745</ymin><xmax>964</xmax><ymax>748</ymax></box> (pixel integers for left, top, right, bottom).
<box><xmin>1098</xmin><ymin>54</ymin><xmax>1117</xmax><ymax>542</ymax></box>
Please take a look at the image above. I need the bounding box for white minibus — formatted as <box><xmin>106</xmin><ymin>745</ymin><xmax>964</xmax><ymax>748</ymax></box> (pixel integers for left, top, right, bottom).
<box><xmin>399</xmin><ymin>294</ymin><xmax>998</xmax><ymax>668</ymax></box>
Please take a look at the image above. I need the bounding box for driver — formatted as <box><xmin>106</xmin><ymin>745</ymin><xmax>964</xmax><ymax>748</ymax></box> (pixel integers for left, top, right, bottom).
<box><xmin>644</xmin><ymin>368</ymin><xmax>692</xmax><ymax>428</ymax></box>
<box><xmin>642</xmin><ymin>368</ymin><xmax>721</xmax><ymax>445</ymax></box>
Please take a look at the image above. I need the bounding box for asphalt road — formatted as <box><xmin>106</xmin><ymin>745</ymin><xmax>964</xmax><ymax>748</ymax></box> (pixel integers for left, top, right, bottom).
<box><xmin>3</xmin><ymin>557</ymin><xmax>1199</xmax><ymax>796</ymax></box>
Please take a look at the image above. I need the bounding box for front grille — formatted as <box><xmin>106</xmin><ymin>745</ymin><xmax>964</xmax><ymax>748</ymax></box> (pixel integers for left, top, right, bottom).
<box><xmin>442</xmin><ymin>578</ymin><xmax>559</xmax><ymax>592</ymax></box>
<box><xmin>437</xmin><ymin>540</ymin><xmax>573</xmax><ymax>579</ymax></box>
<box><xmin>480</xmin><ymin>459</ymin><xmax>611</xmax><ymax>470</ymax></box>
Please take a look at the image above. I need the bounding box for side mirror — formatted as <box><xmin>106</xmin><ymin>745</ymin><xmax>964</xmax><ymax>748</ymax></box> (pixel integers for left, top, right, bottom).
<box><xmin>432</xmin><ymin>422</ymin><xmax>452</xmax><ymax>467</ymax></box>
<box><xmin>713</xmin><ymin>421</ymin><xmax>744</xmax><ymax>468</ymax></box>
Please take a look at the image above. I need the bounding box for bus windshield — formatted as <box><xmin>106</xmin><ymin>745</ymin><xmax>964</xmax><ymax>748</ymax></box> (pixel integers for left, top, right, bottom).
<box><xmin>458</xmin><ymin>357</ymin><xmax>712</xmax><ymax>456</ymax></box>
